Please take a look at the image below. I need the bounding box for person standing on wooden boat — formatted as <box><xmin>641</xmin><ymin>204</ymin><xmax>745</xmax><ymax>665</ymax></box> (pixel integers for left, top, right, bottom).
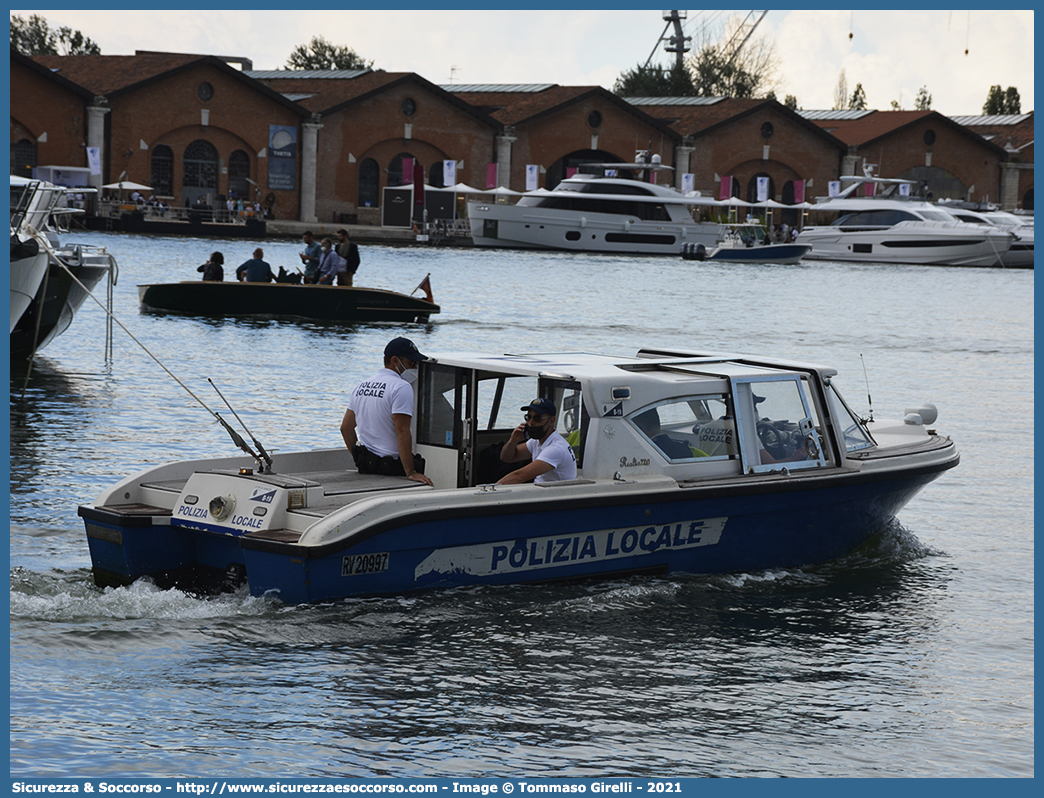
<box><xmin>300</xmin><ymin>231</ymin><xmax>322</xmax><ymax>283</ymax></box>
<box><xmin>340</xmin><ymin>337</ymin><xmax>434</xmax><ymax>486</ymax></box>
<box><xmin>496</xmin><ymin>398</ymin><xmax>577</xmax><ymax>485</ymax></box>
<box><xmin>196</xmin><ymin>251</ymin><xmax>224</xmax><ymax>281</ymax></box>
<box><xmin>235</xmin><ymin>248</ymin><xmax>276</xmax><ymax>282</ymax></box>
<box><xmin>316</xmin><ymin>238</ymin><xmax>345</xmax><ymax>285</ymax></box>
<box><xmin>336</xmin><ymin>229</ymin><xmax>360</xmax><ymax>286</ymax></box>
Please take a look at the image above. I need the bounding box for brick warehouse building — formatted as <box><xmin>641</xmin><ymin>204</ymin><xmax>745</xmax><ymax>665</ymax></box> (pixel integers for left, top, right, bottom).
<box><xmin>10</xmin><ymin>50</ymin><xmax>1034</xmax><ymax>221</ymax></box>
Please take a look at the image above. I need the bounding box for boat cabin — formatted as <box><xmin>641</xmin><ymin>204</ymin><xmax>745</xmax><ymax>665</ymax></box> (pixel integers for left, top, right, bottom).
<box><xmin>412</xmin><ymin>349</ymin><xmax>872</xmax><ymax>489</ymax></box>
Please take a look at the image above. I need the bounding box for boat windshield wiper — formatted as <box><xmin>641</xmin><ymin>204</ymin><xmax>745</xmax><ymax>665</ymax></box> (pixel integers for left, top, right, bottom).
<box><xmin>208</xmin><ymin>378</ymin><xmax>274</xmax><ymax>473</ymax></box>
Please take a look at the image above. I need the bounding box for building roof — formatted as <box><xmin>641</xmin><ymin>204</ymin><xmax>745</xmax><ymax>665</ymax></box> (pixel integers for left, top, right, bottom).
<box><xmin>450</xmin><ymin>84</ymin><xmax>679</xmax><ymax>140</ymax></box>
<box><xmin>31</xmin><ymin>52</ymin><xmax>308</xmax><ymax>116</ymax></box>
<box><xmin>255</xmin><ymin>71</ymin><xmax>503</xmax><ymax>130</ymax></box>
<box><xmin>31</xmin><ymin>52</ymin><xmax>203</xmax><ymax>95</ymax></box>
<box><xmin>10</xmin><ymin>50</ymin><xmax>94</xmax><ymax>99</ymax></box>
<box><xmin>805</xmin><ymin>109</ymin><xmax>1011</xmax><ymax>157</ymax></box>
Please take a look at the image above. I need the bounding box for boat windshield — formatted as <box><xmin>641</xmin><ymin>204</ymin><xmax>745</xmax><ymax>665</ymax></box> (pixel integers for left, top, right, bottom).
<box><xmin>825</xmin><ymin>382</ymin><xmax>875</xmax><ymax>452</ymax></box>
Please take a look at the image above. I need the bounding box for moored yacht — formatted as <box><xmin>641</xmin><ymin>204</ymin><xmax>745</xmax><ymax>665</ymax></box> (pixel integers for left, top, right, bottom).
<box><xmin>79</xmin><ymin>345</ymin><xmax>958</xmax><ymax>604</ymax></box>
<box><xmin>10</xmin><ymin>177</ymin><xmax>60</xmax><ymax>333</ymax></box>
<box><xmin>799</xmin><ymin>173</ymin><xmax>1014</xmax><ymax>267</ymax></box>
<box><xmin>937</xmin><ymin>201</ymin><xmax>1033</xmax><ymax>268</ymax></box>
<box><xmin>9</xmin><ymin>176</ymin><xmax>116</xmax><ymax>362</ymax></box>
<box><xmin>468</xmin><ymin>159</ymin><xmax>722</xmax><ymax>255</ymax></box>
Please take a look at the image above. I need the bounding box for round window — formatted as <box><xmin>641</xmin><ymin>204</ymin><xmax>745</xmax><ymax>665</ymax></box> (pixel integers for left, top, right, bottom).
<box><xmin>197</xmin><ymin>82</ymin><xmax>214</xmax><ymax>102</ymax></box>
<box><xmin>588</xmin><ymin>110</ymin><xmax>603</xmax><ymax>129</ymax></box>
<box><xmin>761</xmin><ymin>121</ymin><xmax>774</xmax><ymax>139</ymax></box>
<box><xmin>401</xmin><ymin>97</ymin><xmax>417</xmax><ymax>117</ymax></box>
<box><xmin>923</xmin><ymin>129</ymin><xmax>936</xmax><ymax>145</ymax></box>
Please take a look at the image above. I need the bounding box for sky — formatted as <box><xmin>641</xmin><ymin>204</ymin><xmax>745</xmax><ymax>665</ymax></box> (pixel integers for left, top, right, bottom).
<box><xmin>13</xmin><ymin>8</ymin><xmax>1035</xmax><ymax>116</ymax></box>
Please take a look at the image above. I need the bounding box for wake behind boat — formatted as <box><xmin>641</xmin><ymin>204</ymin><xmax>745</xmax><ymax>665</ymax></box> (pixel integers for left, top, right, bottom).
<box><xmin>138</xmin><ymin>278</ymin><xmax>440</xmax><ymax>324</ymax></box>
<box><xmin>79</xmin><ymin>345</ymin><xmax>958</xmax><ymax>604</ymax></box>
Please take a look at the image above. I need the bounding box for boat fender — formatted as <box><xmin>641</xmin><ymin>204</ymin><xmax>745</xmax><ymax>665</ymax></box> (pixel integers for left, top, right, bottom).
<box><xmin>695</xmin><ymin>244</ymin><xmax>707</xmax><ymax>261</ymax></box>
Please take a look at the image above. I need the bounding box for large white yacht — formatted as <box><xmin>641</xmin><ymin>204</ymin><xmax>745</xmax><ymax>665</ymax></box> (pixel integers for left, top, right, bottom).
<box><xmin>468</xmin><ymin>160</ymin><xmax>722</xmax><ymax>255</ymax></box>
<box><xmin>799</xmin><ymin>172</ymin><xmax>1015</xmax><ymax>267</ymax></box>
<box><xmin>937</xmin><ymin>201</ymin><xmax>1033</xmax><ymax>268</ymax></box>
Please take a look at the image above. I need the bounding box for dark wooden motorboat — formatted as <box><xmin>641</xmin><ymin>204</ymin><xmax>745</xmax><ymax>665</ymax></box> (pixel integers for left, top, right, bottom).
<box><xmin>137</xmin><ymin>280</ymin><xmax>440</xmax><ymax>323</ymax></box>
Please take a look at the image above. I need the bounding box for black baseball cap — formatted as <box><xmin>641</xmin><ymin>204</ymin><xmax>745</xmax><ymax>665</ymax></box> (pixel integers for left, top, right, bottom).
<box><xmin>521</xmin><ymin>397</ymin><xmax>556</xmax><ymax>416</ymax></box>
<box><xmin>384</xmin><ymin>337</ymin><xmax>428</xmax><ymax>362</ymax></box>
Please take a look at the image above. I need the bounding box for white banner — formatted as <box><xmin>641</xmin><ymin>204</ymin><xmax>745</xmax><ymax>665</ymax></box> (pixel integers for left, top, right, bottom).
<box><xmin>525</xmin><ymin>164</ymin><xmax>539</xmax><ymax>191</ymax></box>
<box><xmin>898</xmin><ymin>183</ymin><xmax>911</xmax><ymax>196</ymax></box>
<box><xmin>443</xmin><ymin>159</ymin><xmax>457</xmax><ymax>187</ymax></box>
<box><xmin>756</xmin><ymin>176</ymin><xmax>769</xmax><ymax>202</ymax></box>
<box><xmin>681</xmin><ymin>173</ymin><xmax>695</xmax><ymax>192</ymax></box>
<box><xmin>87</xmin><ymin>147</ymin><xmax>102</xmax><ymax>176</ymax></box>
<box><xmin>828</xmin><ymin>180</ymin><xmax>841</xmax><ymax>197</ymax></box>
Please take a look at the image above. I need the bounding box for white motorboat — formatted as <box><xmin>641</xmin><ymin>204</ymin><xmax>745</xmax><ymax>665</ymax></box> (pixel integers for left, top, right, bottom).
<box><xmin>80</xmin><ymin>345</ymin><xmax>958</xmax><ymax>604</ymax></box>
<box><xmin>468</xmin><ymin>160</ymin><xmax>722</xmax><ymax>255</ymax></box>
<box><xmin>9</xmin><ymin>176</ymin><xmax>116</xmax><ymax>362</ymax></box>
<box><xmin>937</xmin><ymin>201</ymin><xmax>1033</xmax><ymax>268</ymax></box>
<box><xmin>681</xmin><ymin>224</ymin><xmax>811</xmax><ymax>264</ymax></box>
<box><xmin>799</xmin><ymin>172</ymin><xmax>1014</xmax><ymax>267</ymax></box>
<box><xmin>10</xmin><ymin>177</ymin><xmax>60</xmax><ymax>333</ymax></box>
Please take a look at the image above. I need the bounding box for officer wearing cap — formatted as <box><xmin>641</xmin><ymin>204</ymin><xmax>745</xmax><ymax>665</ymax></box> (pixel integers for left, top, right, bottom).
<box><xmin>497</xmin><ymin>397</ymin><xmax>577</xmax><ymax>484</ymax></box>
<box><xmin>340</xmin><ymin>337</ymin><xmax>434</xmax><ymax>485</ymax></box>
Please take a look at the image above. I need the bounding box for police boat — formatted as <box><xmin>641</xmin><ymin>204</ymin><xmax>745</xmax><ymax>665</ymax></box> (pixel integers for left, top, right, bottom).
<box><xmin>79</xmin><ymin>347</ymin><xmax>959</xmax><ymax>604</ymax></box>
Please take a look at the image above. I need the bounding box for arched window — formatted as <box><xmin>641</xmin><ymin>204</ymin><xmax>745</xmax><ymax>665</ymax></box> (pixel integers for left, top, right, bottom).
<box><xmin>11</xmin><ymin>139</ymin><xmax>37</xmax><ymax>177</ymax></box>
<box><xmin>358</xmin><ymin>158</ymin><xmax>379</xmax><ymax>207</ymax></box>
<box><xmin>228</xmin><ymin>150</ymin><xmax>250</xmax><ymax>200</ymax></box>
<box><xmin>388</xmin><ymin>152</ymin><xmax>416</xmax><ymax>187</ymax></box>
<box><xmin>1022</xmin><ymin>188</ymin><xmax>1034</xmax><ymax>211</ymax></box>
<box><xmin>746</xmin><ymin>173</ymin><xmax>775</xmax><ymax>204</ymax></box>
<box><xmin>183</xmin><ymin>139</ymin><xmax>218</xmax><ymax>205</ymax></box>
<box><xmin>150</xmin><ymin>145</ymin><xmax>174</xmax><ymax>196</ymax></box>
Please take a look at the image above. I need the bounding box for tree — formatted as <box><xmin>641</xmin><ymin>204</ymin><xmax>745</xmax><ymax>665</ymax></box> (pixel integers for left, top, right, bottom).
<box><xmin>10</xmin><ymin>14</ymin><xmax>101</xmax><ymax>55</ymax></box>
<box><xmin>784</xmin><ymin>94</ymin><xmax>799</xmax><ymax>111</ymax></box>
<box><xmin>849</xmin><ymin>83</ymin><xmax>867</xmax><ymax>110</ymax></box>
<box><xmin>685</xmin><ymin>14</ymin><xmax>780</xmax><ymax>98</ymax></box>
<box><xmin>613</xmin><ymin>62</ymin><xmax>696</xmax><ymax>97</ymax></box>
<box><xmin>285</xmin><ymin>36</ymin><xmax>373</xmax><ymax>71</ymax></box>
<box><xmin>890</xmin><ymin>99</ymin><xmax>902</xmax><ymax>111</ymax></box>
<box><xmin>983</xmin><ymin>85</ymin><xmax>1021</xmax><ymax>114</ymax></box>
<box><xmin>832</xmin><ymin>69</ymin><xmax>848</xmax><ymax>110</ymax></box>
<box><xmin>914</xmin><ymin>85</ymin><xmax>932</xmax><ymax>111</ymax></box>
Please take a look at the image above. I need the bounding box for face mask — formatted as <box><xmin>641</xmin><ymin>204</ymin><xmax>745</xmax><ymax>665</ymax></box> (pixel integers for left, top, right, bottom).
<box><xmin>395</xmin><ymin>360</ymin><xmax>418</xmax><ymax>384</ymax></box>
<box><xmin>525</xmin><ymin>421</ymin><xmax>549</xmax><ymax>440</ymax></box>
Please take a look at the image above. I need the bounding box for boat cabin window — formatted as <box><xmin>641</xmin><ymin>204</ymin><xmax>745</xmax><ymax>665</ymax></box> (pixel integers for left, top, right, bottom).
<box><xmin>825</xmin><ymin>382</ymin><xmax>876</xmax><ymax>453</ymax></box>
<box><xmin>733</xmin><ymin>377</ymin><xmax>827</xmax><ymax>472</ymax></box>
<box><xmin>834</xmin><ymin>209</ymin><xmax>920</xmax><ymax>228</ymax></box>
<box><xmin>628</xmin><ymin>395</ymin><xmax>737</xmax><ymax>462</ymax></box>
<box><xmin>417</xmin><ymin>363</ymin><xmax>464</xmax><ymax>448</ymax></box>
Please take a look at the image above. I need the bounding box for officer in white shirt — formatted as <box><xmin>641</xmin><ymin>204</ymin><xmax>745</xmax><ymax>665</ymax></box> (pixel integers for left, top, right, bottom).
<box><xmin>497</xmin><ymin>398</ymin><xmax>578</xmax><ymax>484</ymax></box>
<box><xmin>340</xmin><ymin>337</ymin><xmax>434</xmax><ymax>485</ymax></box>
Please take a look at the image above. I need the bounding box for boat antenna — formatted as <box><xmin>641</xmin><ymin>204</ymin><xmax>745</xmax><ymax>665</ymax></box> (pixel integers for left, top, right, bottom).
<box><xmin>860</xmin><ymin>353</ymin><xmax>874</xmax><ymax>422</ymax></box>
<box><xmin>30</xmin><ymin>261</ymin><xmax>274</xmax><ymax>471</ymax></box>
<box><xmin>208</xmin><ymin>377</ymin><xmax>273</xmax><ymax>472</ymax></box>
